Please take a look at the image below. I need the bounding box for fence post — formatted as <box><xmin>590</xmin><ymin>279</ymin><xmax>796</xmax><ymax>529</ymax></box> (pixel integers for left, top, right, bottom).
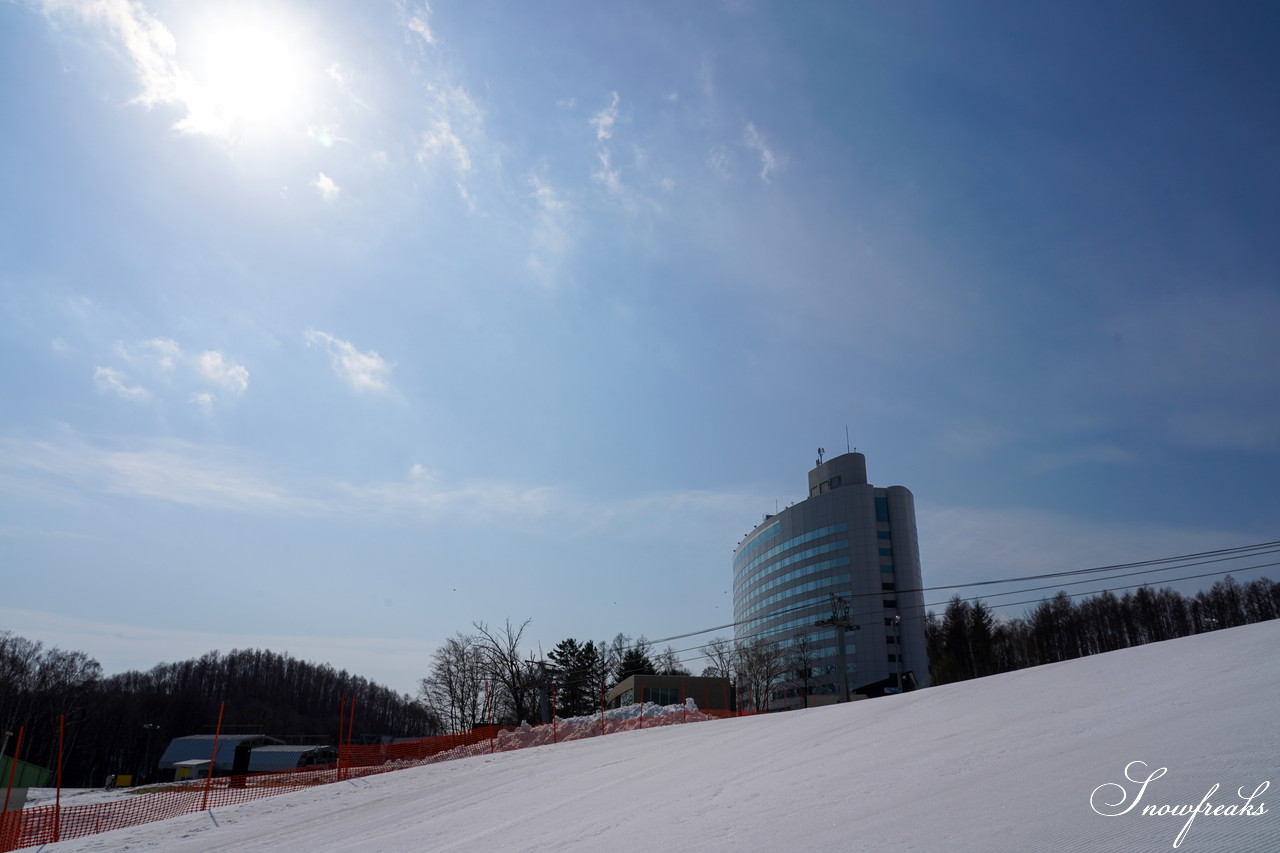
<box><xmin>200</xmin><ymin>703</ymin><xmax>224</xmax><ymax>812</ymax></box>
<box><xmin>2</xmin><ymin>726</ymin><xmax>23</xmax><ymax>817</ymax></box>
<box><xmin>599</xmin><ymin>682</ymin><xmax>605</xmax><ymax>737</ymax></box>
<box><xmin>337</xmin><ymin>695</ymin><xmax>345</xmax><ymax>781</ymax></box>
<box><xmin>681</xmin><ymin>678</ymin><xmax>686</xmax><ymax>724</ymax></box>
<box><xmin>551</xmin><ymin>685</ymin><xmax>557</xmax><ymax>744</ymax></box>
<box><xmin>55</xmin><ymin>715</ymin><xmax>64</xmax><ymax>842</ymax></box>
<box><xmin>346</xmin><ymin>697</ymin><xmax>357</xmax><ymax>768</ymax></box>
<box><xmin>483</xmin><ymin>682</ymin><xmax>494</xmax><ymax>754</ymax></box>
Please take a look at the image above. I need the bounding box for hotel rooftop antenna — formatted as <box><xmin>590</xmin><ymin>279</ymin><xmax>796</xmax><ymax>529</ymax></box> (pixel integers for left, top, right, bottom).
<box><xmin>845</xmin><ymin>425</ymin><xmax>851</xmax><ymax>454</ymax></box>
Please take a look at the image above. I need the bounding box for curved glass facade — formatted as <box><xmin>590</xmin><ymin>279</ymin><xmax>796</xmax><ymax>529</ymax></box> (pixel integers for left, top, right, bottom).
<box><xmin>731</xmin><ymin>452</ymin><xmax>929</xmax><ymax>706</ymax></box>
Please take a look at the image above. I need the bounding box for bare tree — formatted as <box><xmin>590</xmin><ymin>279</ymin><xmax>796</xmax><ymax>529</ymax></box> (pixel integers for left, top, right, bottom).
<box><xmin>786</xmin><ymin>632</ymin><xmax>820</xmax><ymax>708</ymax></box>
<box><xmin>698</xmin><ymin>636</ymin><xmax>737</xmax><ymax>679</ymax></box>
<box><xmin>735</xmin><ymin>636</ymin><xmax>787</xmax><ymax>712</ymax></box>
<box><xmin>653</xmin><ymin>644</ymin><xmax>691</xmax><ymax>676</ymax></box>
<box><xmin>418</xmin><ymin>633</ymin><xmax>486</xmax><ymax>733</ymax></box>
<box><xmin>473</xmin><ymin>619</ymin><xmax>537</xmax><ymax>725</ymax></box>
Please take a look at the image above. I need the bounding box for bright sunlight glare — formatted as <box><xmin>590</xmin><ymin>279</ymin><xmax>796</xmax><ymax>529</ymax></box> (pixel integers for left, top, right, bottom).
<box><xmin>179</xmin><ymin>5</ymin><xmax>319</xmax><ymax>141</ymax></box>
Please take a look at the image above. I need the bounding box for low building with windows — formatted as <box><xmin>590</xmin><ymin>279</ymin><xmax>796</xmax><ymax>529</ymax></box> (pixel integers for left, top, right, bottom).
<box><xmin>605</xmin><ymin>675</ymin><xmax>735</xmax><ymax>712</ymax></box>
<box><xmin>732</xmin><ymin>452</ymin><xmax>929</xmax><ymax>708</ymax></box>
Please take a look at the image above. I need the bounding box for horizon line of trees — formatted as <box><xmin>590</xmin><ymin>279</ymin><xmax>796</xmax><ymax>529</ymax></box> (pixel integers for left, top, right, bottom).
<box><xmin>926</xmin><ymin>574</ymin><xmax>1280</xmax><ymax>685</ymax></box>
<box><xmin>8</xmin><ymin>574</ymin><xmax>1278</xmax><ymax>787</ymax></box>
<box><xmin>0</xmin><ymin>640</ymin><xmax>435</xmax><ymax>788</ymax></box>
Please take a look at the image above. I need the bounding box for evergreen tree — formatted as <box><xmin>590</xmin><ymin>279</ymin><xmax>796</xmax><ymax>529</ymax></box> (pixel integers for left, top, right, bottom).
<box><xmin>615</xmin><ymin>639</ymin><xmax>656</xmax><ymax>683</ymax></box>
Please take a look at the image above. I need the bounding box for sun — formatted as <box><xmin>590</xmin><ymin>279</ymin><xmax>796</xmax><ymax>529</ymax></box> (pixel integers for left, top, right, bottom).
<box><xmin>179</xmin><ymin>4</ymin><xmax>319</xmax><ymax>140</ymax></box>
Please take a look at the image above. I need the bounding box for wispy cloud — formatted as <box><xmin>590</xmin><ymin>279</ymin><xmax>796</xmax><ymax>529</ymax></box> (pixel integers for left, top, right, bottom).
<box><xmin>525</xmin><ymin>174</ymin><xmax>574</xmax><ymax>284</ymax></box>
<box><xmin>0</xmin><ymin>435</ymin><xmax>299</xmax><ymax>513</ymax></box>
<box><xmin>0</xmin><ymin>434</ymin><xmax>567</xmax><ymax>526</ymax></box>
<box><xmin>415</xmin><ymin>84</ymin><xmax>484</xmax><ymax>204</ymax></box>
<box><xmin>314</xmin><ymin>172</ymin><xmax>341</xmax><ymax>201</ymax></box>
<box><xmin>743</xmin><ymin>121</ymin><xmax>781</xmax><ymax>183</ymax></box>
<box><xmin>99</xmin><ymin>338</ymin><xmax>249</xmax><ymax>410</ymax></box>
<box><xmin>196</xmin><ymin>350</ymin><xmax>250</xmax><ymax>394</ymax></box>
<box><xmin>39</xmin><ymin>0</ymin><xmax>223</xmax><ymax>137</ymax></box>
<box><xmin>326</xmin><ymin>63</ymin><xmax>367</xmax><ymax>109</ymax></box>
<box><xmin>93</xmin><ymin>366</ymin><xmax>148</xmax><ymax>400</ymax></box>
<box><xmin>418</xmin><ymin>120</ymin><xmax>471</xmax><ymax>174</ymax></box>
<box><xmin>592</xmin><ymin>150</ymin><xmax>622</xmax><ymax>194</ymax></box>
<box><xmin>406</xmin><ymin>2</ymin><xmax>438</xmax><ymax>47</ymax></box>
<box><xmin>188</xmin><ymin>391</ymin><xmax>216</xmax><ymax>415</ymax></box>
<box><xmin>305</xmin><ymin>329</ymin><xmax>395</xmax><ymax>393</ymax></box>
<box><xmin>590</xmin><ymin>91</ymin><xmax>621</xmax><ymax>141</ymax></box>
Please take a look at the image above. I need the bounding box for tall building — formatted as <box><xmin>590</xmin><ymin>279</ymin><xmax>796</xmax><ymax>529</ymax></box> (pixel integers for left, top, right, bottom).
<box><xmin>732</xmin><ymin>451</ymin><xmax>929</xmax><ymax>707</ymax></box>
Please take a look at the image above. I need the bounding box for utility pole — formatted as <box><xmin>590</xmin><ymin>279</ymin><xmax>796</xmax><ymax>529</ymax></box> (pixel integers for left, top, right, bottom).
<box><xmin>141</xmin><ymin>723</ymin><xmax>160</xmax><ymax>785</ymax></box>
<box><xmin>815</xmin><ymin>593</ymin><xmax>859</xmax><ymax>702</ymax></box>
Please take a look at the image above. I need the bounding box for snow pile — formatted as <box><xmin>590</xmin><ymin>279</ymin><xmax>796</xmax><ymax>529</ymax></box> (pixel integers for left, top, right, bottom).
<box><xmin>391</xmin><ymin>700</ymin><xmax>717</xmax><ymax>766</ymax></box>
<box><xmin>28</xmin><ymin>621</ymin><xmax>1280</xmax><ymax>852</ymax></box>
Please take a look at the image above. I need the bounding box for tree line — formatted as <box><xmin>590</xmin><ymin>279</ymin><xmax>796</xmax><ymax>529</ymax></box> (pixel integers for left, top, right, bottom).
<box><xmin>10</xmin><ymin>574</ymin><xmax>1276</xmax><ymax>786</ymax></box>
<box><xmin>417</xmin><ymin>617</ymin><xmax>816</xmax><ymax>727</ymax></box>
<box><xmin>417</xmin><ymin>619</ymin><xmax>696</xmax><ymax>728</ymax></box>
<box><xmin>0</xmin><ymin>639</ymin><xmax>435</xmax><ymax>787</ymax></box>
<box><xmin>925</xmin><ymin>574</ymin><xmax>1280</xmax><ymax>685</ymax></box>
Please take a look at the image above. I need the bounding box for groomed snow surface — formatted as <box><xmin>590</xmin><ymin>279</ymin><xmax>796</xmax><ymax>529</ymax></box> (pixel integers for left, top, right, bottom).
<box><xmin>27</xmin><ymin>621</ymin><xmax>1278</xmax><ymax>852</ymax></box>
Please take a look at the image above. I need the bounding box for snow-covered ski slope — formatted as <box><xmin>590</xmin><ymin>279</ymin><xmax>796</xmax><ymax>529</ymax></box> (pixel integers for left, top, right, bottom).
<box><xmin>36</xmin><ymin>621</ymin><xmax>1278</xmax><ymax>852</ymax></box>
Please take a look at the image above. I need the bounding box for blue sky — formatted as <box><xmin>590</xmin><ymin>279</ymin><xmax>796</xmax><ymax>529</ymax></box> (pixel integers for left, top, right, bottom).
<box><xmin>2</xmin><ymin>0</ymin><xmax>1278</xmax><ymax>695</ymax></box>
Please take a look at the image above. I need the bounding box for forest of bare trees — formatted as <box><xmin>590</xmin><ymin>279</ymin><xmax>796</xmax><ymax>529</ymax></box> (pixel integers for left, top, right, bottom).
<box><xmin>0</xmin><ymin>639</ymin><xmax>435</xmax><ymax>787</ymax></box>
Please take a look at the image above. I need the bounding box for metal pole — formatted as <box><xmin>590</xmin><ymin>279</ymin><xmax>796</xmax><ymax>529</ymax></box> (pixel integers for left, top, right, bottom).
<box><xmin>893</xmin><ymin>615</ymin><xmax>903</xmax><ymax>693</ymax></box>
<box><xmin>816</xmin><ymin>594</ymin><xmax>859</xmax><ymax>702</ymax></box>
<box><xmin>201</xmin><ymin>703</ymin><xmax>224</xmax><ymax>811</ymax></box>
<box><xmin>141</xmin><ymin>723</ymin><xmax>159</xmax><ymax>785</ymax></box>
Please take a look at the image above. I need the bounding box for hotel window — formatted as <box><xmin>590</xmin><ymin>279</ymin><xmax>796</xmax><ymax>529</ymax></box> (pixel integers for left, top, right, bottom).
<box><xmin>875</xmin><ymin>497</ymin><xmax>889</xmax><ymax>522</ymax></box>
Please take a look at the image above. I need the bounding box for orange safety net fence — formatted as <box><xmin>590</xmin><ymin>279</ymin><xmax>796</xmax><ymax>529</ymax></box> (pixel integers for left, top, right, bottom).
<box><xmin>0</xmin><ymin>705</ymin><xmax>759</xmax><ymax>851</ymax></box>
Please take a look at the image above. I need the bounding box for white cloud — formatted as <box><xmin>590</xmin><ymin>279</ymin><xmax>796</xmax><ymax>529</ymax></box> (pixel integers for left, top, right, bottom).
<box><xmin>592</xmin><ymin>150</ymin><xmax>622</xmax><ymax>194</ymax></box>
<box><xmin>418</xmin><ymin>120</ymin><xmax>471</xmax><ymax>174</ymax></box>
<box><xmin>326</xmin><ymin>63</ymin><xmax>366</xmax><ymax>109</ymax></box>
<box><xmin>314</xmin><ymin>172</ymin><xmax>341</xmax><ymax>201</ymax></box>
<box><xmin>188</xmin><ymin>391</ymin><xmax>216</xmax><ymax>415</ymax></box>
<box><xmin>99</xmin><ymin>338</ymin><xmax>249</xmax><ymax>409</ymax></box>
<box><xmin>407</xmin><ymin>4</ymin><xmax>438</xmax><ymax>47</ymax></box>
<box><xmin>0</xmin><ymin>434</ymin><xmax>570</xmax><ymax>528</ymax></box>
<box><xmin>39</xmin><ymin>0</ymin><xmax>223</xmax><ymax>137</ymax></box>
<box><xmin>93</xmin><ymin>366</ymin><xmax>147</xmax><ymax>400</ymax></box>
<box><xmin>590</xmin><ymin>91</ymin><xmax>621</xmax><ymax>141</ymax></box>
<box><xmin>743</xmin><ymin>122</ymin><xmax>781</xmax><ymax>183</ymax></box>
<box><xmin>525</xmin><ymin>174</ymin><xmax>574</xmax><ymax>284</ymax></box>
<box><xmin>195</xmin><ymin>350</ymin><xmax>249</xmax><ymax>394</ymax></box>
<box><xmin>414</xmin><ymin>84</ymin><xmax>484</xmax><ymax>204</ymax></box>
<box><xmin>305</xmin><ymin>329</ymin><xmax>395</xmax><ymax>393</ymax></box>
